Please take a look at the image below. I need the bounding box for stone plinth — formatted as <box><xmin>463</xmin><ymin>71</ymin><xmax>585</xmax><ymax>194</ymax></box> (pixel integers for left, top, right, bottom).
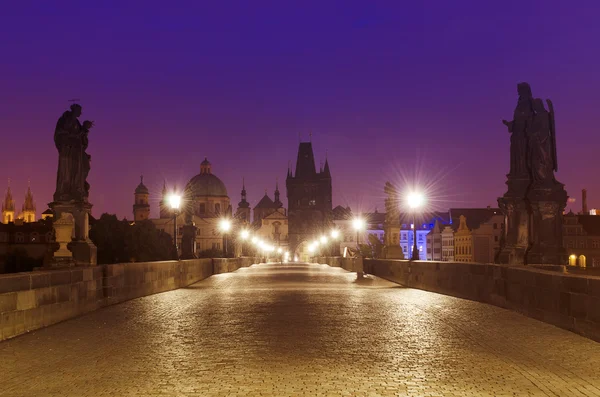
<box><xmin>49</xmin><ymin>201</ymin><xmax>97</xmax><ymax>266</ymax></box>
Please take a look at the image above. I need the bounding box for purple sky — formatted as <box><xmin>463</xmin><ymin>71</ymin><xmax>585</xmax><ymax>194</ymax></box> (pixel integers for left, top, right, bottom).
<box><xmin>1</xmin><ymin>1</ymin><xmax>599</xmax><ymax>219</ymax></box>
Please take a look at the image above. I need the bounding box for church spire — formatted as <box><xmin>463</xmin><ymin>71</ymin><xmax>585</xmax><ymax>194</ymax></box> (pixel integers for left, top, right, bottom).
<box><xmin>274</xmin><ymin>179</ymin><xmax>282</xmax><ymax>208</ymax></box>
<box><xmin>22</xmin><ymin>180</ymin><xmax>35</xmax><ymax>212</ymax></box>
<box><xmin>238</xmin><ymin>178</ymin><xmax>249</xmax><ymax>209</ymax></box>
<box><xmin>2</xmin><ymin>178</ymin><xmax>15</xmax><ymax>223</ymax></box>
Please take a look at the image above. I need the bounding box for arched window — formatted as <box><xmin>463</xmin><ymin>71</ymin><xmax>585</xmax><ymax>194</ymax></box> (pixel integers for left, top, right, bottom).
<box><xmin>30</xmin><ymin>232</ymin><xmax>39</xmax><ymax>242</ymax></box>
<box><xmin>15</xmin><ymin>233</ymin><xmax>25</xmax><ymax>243</ymax></box>
<box><xmin>578</xmin><ymin>255</ymin><xmax>587</xmax><ymax>268</ymax></box>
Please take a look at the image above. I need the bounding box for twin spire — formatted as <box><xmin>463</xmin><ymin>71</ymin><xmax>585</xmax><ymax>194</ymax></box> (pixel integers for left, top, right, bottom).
<box><xmin>239</xmin><ymin>179</ymin><xmax>282</xmax><ymax>208</ymax></box>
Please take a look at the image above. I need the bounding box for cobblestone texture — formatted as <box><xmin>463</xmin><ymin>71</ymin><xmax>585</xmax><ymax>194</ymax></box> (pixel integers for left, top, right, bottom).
<box><xmin>1</xmin><ymin>263</ymin><xmax>600</xmax><ymax>396</ymax></box>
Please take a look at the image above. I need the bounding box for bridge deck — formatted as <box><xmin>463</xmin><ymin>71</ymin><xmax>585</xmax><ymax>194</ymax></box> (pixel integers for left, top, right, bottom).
<box><xmin>1</xmin><ymin>263</ymin><xmax>599</xmax><ymax>396</ymax></box>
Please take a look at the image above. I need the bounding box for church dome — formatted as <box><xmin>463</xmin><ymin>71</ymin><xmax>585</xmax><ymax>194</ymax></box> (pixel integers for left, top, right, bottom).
<box><xmin>135</xmin><ymin>176</ymin><xmax>149</xmax><ymax>195</ymax></box>
<box><xmin>185</xmin><ymin>158</ymin><xmax>228</xmax><ymax>197</ymax></box>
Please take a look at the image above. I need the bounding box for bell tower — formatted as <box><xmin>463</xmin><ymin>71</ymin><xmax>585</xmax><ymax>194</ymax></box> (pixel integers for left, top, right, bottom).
<box><xmin>2</xmin><ymin>179</ymin><xmax>15</xmax><ymax>224</ymax></box>
<box><xmin>235</xmin><ymin>179</ymin><xmax>251</xmax><ymax>224</ymax></box>
<box><xmin>133</xmin><ymin>175</ymin><xmax>151</xmax><ymax>221</ymax></box>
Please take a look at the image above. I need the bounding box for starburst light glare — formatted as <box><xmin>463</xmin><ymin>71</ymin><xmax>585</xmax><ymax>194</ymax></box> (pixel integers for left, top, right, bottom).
<box><xmin>169</xmin><ymin>194</ymin><xmax>181</xmax><ymax>210</ymax></box>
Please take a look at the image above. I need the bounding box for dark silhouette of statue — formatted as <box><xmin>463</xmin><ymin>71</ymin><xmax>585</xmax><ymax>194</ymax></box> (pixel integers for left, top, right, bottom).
<box><xmin>502</xmin><ymin>82</ymin><xmax>534</xmax><ymax>178</ymax></box>
<box><xmin>53</xmin><ymin>104</ymin><xmax>93</xmax><ymax>202</ymax></box>
<box><xmin>528</xmin><ymin>98</ymin><xmax>558</xmax><ymax>187</ymax></box>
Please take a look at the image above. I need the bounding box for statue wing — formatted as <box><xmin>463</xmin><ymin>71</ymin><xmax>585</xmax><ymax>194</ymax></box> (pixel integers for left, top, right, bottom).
<box><xmin>547</xmin><ymin>99</ymin><xmax>558</xmax><ymax>172</ymax></box>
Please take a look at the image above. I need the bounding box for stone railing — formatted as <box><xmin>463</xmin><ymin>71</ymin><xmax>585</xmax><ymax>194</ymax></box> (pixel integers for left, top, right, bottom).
<box><xmin>317</xmin><ymin>257</ymin><xmax>600</xmax><ymax>342</ymax></box>
<box><xmin>0</xmin><ymin>257</ymin><xmax>260</xmax><ymax>342</ymax></box>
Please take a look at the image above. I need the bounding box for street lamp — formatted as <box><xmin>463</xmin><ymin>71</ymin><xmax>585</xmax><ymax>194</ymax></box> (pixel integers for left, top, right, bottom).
<box><xmin>239</xmin><ymin>229</ymin><xmax>250</xmax><ymax>257</ymax></box>
<box><xmin>169</xmin><ymin>194</ymin><xmax>181</xmax><ymax>258</ymax></box>
<box><xmin>352</xmin><ymin>218</ymin><xmax>366</xmax><ymax>250</ymax></box>
<box><xmin>407</xmin><ymin>192</ymin><xmax>426</xmax><ymax>260</ymax></box>
<box><xmin>219</xmin><ymin>218</ymin><xmax>231</xmax><ymax>257</ymax></box>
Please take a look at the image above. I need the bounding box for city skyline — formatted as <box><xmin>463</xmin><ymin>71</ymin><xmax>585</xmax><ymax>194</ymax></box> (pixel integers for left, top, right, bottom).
<box><xmin>2</xmin><ymin>2</ymin><xmax>599</xmax><ymax>218</ymax></box>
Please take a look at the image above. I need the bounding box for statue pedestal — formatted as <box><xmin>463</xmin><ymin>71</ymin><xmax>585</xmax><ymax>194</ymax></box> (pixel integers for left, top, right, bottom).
<box><xmin>49</xmin><ymin>200</ymin><xmax>97</xmax><ymax>266</ymax></box>
<box><xmin>383</xmin><ymin>245</ymin><xmax>405</xmax><ymax>259</ymax></box>
<box><xmin>526</xmin><ymin>184</ymin><xmax>568</xmax><ymax>266</ymax></box>
<box><xmin>498</xmin><ymin>177</ymin><xmax>567</xmax><ymax>266</ymax></box>
<box><xmin>497</xmin><ymin>195</ymin><xmax>529</xmax><ymax>266</ymax></box>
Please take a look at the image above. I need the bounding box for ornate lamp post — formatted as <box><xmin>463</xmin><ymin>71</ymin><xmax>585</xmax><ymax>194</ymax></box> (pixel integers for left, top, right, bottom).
<box><xmin>239</xmin><ymin>229</ymin><xmax>250</xmax><ymax>257</ymax></box>
<box><xmin>169</xmin><ymin>194</ymin><xmax>181</xmax><ymax>258</ymax></box>
<box><xmin>407</xmin><ymin>192</ymin><xmax>425</xmax><ymax>260</ymax></box>
<box><xmin>219</xmin><ymin>218</ymin><xmax>232</xmax><ymax>257</ymax></box>
<box><xmin>330</xmin><ymin>229</ymin><xmax>340</xmax><ymax>255</ymax></box>
<box><xmin>352</xmin><ymin>218</ymin><xmax>366</xmax><ymax>252</ymax></box>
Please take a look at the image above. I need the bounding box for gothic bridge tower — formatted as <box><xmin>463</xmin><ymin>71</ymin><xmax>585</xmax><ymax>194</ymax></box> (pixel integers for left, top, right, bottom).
<box><xmin>286</xmin><ymin>142</ymin><xmax>332</xmax><ymax>255</ymax></box>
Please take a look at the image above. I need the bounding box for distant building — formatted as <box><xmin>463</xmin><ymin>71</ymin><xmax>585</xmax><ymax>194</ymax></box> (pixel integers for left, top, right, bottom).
<box><xmin>0</xmin><ymin>221</ymin><xmax>54</xmax><ymax>273</ymax></box>
<box><xmin>248</xmin><ymin>183</ymin><xmax>289</xmax><ymax>251</ymax></box>
<box><xmin>400</xmin><ymin>222</ymin><xmax>431</xmax><ymax>260</ymax></box>
<box><xmin>286</xmin><ymin>142</ymin><xmax>333</xmax><ymax>257</ymax></box>
<box><xmin>138</xmin><ymin>158</ymin><xmax>234</xmax><ymax>255</ymax></box>
<box><xmin>563</xmin><ymin>212</ymin><xmax>600</xmax><ymax>267</ymax></box>
<box><xmin>448</xmin><ymin>208</ymin><xmax>503</xmax><ymax>263</ymax></box>
<box><xmin>364</xmin><ymin>210</ymin><xmax>385</xmax><ymax>244</ymax></box>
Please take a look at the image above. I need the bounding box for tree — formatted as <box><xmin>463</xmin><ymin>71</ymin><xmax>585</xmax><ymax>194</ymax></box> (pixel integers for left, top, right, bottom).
<box><xmin>125</xmin><ymin>220</ymin><xmax>176</xmax><ymax>262</ymax></box>
<box><xmin>89</xmin><ymin>214</ymin><xmax>175</xmax><ymax>264</ymax></box>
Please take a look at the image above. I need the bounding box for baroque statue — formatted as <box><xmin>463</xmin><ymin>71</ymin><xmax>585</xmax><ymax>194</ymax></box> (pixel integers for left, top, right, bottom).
<box><xmin>502</xmin><ymin>82</ymin><xmax>558</xmax><ymax>186</ymax></box>
<box><xmin>53</xmin><ymin>104</ymin><xmax>94</xmax><ymax>202</ymax></box>
<box><xmin>497</xmin><ymin>82</ymin><xmax>566</xmax><ymax>266</ymax></box>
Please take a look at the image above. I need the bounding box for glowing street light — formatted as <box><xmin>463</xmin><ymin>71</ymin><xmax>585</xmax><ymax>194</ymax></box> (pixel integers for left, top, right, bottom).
<box><xmin>330</xmin><ymin>229</ymin><xmax>340</xmax><ymax>239</ymax></box>
<box><xmin>169</xmin><ymin>193</ymin><xmax>181</xmax><ymax>258</ymax></box>
<box><xmin>406</xmin><ymin>191</ymin><xmax>426</xmax><ymax>260</ymax></box>
<box><xmin>239</xmin><ymin>229</ymin><xmax>250</xmax><ymax>257</ymax></box>
<box><xmin>320</xmin><ymin>236</ymin><xmax>328</xmax><ymax>244</ymax></box>
<box><xmin>219</xmin><ymin>218</ymin><xmax>232</xmax><ymax>257</ymax></box>
<box><xmin>352</xmin><ymin>218</ymin><xmax>366</xmax><ymax>249</ymax></box>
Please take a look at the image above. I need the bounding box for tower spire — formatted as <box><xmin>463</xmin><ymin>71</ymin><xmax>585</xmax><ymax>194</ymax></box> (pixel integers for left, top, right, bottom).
<box><xmin>274</xmin><ymin>178</ymin><xmax>282</xmax><ymax>208</ymax></box>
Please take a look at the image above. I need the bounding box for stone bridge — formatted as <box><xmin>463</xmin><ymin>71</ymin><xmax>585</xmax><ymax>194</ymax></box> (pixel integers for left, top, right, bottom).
<box><xmin>1</xmin><ymin>258</ymin><xmax>600</xmax><ymax>396</ymax></box>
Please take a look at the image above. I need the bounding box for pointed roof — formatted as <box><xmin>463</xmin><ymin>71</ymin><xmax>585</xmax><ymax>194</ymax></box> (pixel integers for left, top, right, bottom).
<box><xmin>22</xmin><ymin>181</ymin><xmax>35</xmax><ymax>212</ymax></box>
<box><xmin>323</xmin><ymin>158</ymin><xmax>331</xmax><ymax>177</ymax></box>
<box><xmin>293</xmin><ymin>142</ymin><xmax>317</xmax><ymax>178</ymax></box>
<box><xmin>135</xmin><ymin>175</ymin><xmax>149</xmax><ymax>194</ymax></box>
<box><xmin>238</xmin><ymin>178</ymin><xmax>250</xmax><ymax>208</ymax></box>
<box><xmin>274</xmin><ymin>180</ymin><xmax>282</xmax><ymax>207</ymax></box>
<box><xmin>254</xmin><ymin>193</ymin><xmax>275</xmax><ymax>209</ymax></box>
<box><xmin>2</xmin><ymin>179</ymin><xmax>15</xmax><ymax>212</ymax></box>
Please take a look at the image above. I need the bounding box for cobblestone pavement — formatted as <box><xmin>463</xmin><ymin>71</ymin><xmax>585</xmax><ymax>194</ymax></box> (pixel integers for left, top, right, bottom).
<box><xmin>1</xmin><ymin>263</ymin><xmax>600</xmax><ymax>397</ymax></box>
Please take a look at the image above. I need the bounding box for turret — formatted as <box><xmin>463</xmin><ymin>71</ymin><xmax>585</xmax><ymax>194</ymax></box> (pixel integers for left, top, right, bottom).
<box><xmin>236</xmin><ymin>179</ymin><xmax>251</xmax><ymax>223</ymax></box>
<box><xmin>133</xmin><ymin>175</ymin><xmax>151</xmax><ymax>222</ymax></box>
<box><xmin>274</xmin><ymin>180</ymin><xmax>282</xmax><ymax>208</ymax></box>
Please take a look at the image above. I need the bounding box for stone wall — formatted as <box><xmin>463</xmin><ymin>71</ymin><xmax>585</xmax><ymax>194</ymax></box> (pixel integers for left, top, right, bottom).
<box><xmin>0</xmin><ymin>257</ymin><xmax>260</xmax><ymax>341</ymax></box>
<box><xmin>318</xmin><ymin>257</ymin><xmax>600</xmax><ymax>342</ymax></box>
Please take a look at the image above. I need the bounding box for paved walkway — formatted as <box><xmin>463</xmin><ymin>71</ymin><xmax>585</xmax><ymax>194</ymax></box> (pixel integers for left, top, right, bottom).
<box><xmin>1</xmin><ymin>263</ymin><xmax>600</xmax><ymax>396</ymax></box>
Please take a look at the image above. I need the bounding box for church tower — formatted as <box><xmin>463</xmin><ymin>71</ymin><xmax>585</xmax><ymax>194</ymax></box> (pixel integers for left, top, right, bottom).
<box><xmin>286</xmin><ymin>142</ymin><xmax>333</xmax><ymax>254</ymax></box>
<box><xmin>2</xmin><ymin>179</ymin><xmax>15</xmax><ymax>224</ymax></box>
<box><xmin>133</xmin><ymin>175</ymin><xmax>150</xmax><ymax>222</ymax></box>
<box><xmin>22</xmin><ymin>181</ymin><xmax>36</xmax><ymax>223</ymax></box>
<box><xmin>235</xmin><ymin>179</ymin><xmax>251</xmax><ymax>224</ymax></box>
<box><xmin>274</xmin><ymin>180</ymin><xmax>283</xmax><ymax>208</ymax></box>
